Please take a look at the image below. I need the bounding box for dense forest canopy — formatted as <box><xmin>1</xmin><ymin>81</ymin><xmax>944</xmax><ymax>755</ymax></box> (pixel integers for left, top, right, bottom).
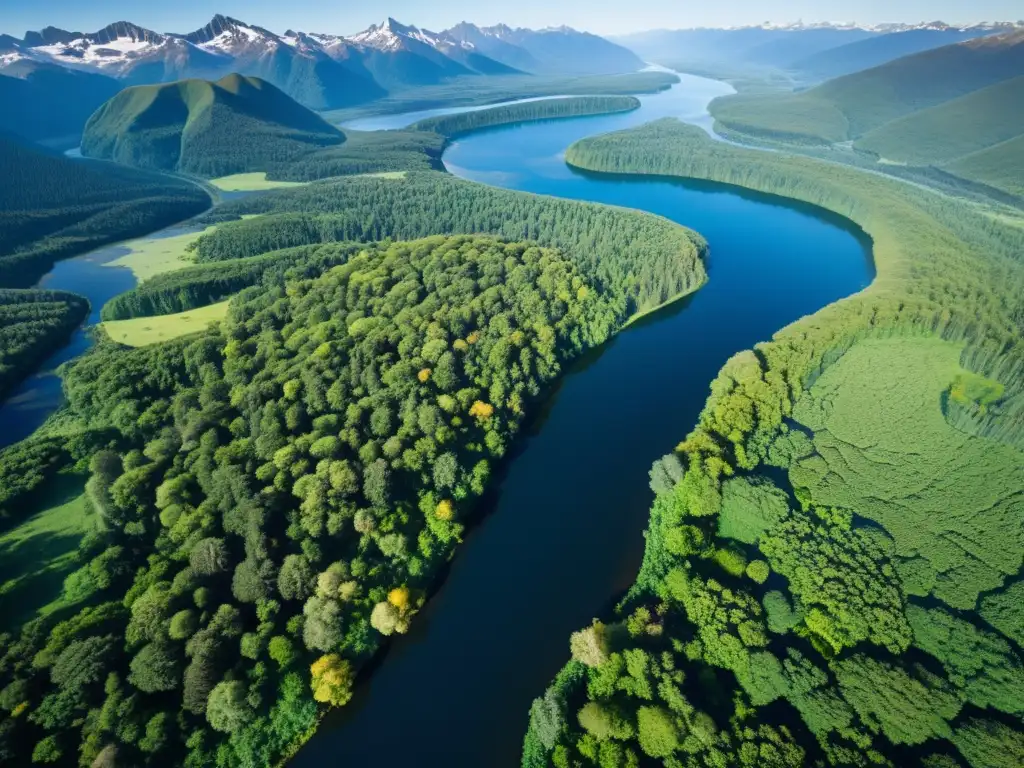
<box><xmin>0</xmin><ymin>290</ymin><xmax>89</xmax><ymax>402</ymax></box>
<box><xmin>0</xmin><ymin>234</ymin><xmax>628</xmax><ymax>766</ymax></box>
<box><xmin>0</xmin><ymin>136</ymin><xmax>210</xmax><ymax>289</ymax></box>
<box><xmin>522</xmin><ymin>118</ymin><xmax>1024</xmax><ymax>768</ymax></box>
<box><xmin>188</xmin><ymin>171</ymin><xmax>706</xmax><ymax>318</ymax></box>
<box><xmin>409</xmin><ymin>96</ymin><xmax>640</xmax><ymax>138</ymax></box>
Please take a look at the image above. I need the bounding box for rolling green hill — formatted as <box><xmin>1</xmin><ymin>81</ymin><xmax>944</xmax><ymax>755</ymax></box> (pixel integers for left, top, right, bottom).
<box><xmin>0</xmin><ymin>135</ymin><xmax>210</xmax><ymax>287</ymax></box>
<box><xmin>711</xmin><ymin>29</ymin><xmax>1024</xmax><ymax>144</ymax></box>
<box><xmin>945</xmin><ymin>134</ymin><xmax>1024</xmax><ymax>198</ymax></box>
<box><xmin>854</xmin><ymin>76</ymin><xmax>1024</xmax><ymax>165</ymax></box>
<box><xmin>81</xmin><ymin>74</ymin><xmax>345</xmax><ymax>177</ymax></box>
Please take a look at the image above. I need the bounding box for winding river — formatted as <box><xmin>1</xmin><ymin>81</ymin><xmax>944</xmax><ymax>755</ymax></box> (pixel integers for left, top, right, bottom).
<box><xmin>0</xmin><ymin>72</ymin><xmax>873</xmax><ymax>765</ymax></box>
<box><xmin>292</xmin><ymin>74</ymin><xmax>873</xmax><ymax>766</ymax></box>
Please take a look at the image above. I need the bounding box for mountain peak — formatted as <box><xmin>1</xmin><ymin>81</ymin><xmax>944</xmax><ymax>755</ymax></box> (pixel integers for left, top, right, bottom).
<box><xmin>349</xmin><ymin>18</ymin><xmax>429</xmax><ymax>51</ymax></box>
<box><xmin>184</xmin><ymin>14</ymin><xmax>278</xmax><ymax>51</ymax></box>
<box><xmin>89</xmin><ymin>21</ymin><xmax>165</xmax><ymax>46</ymax></box>
<box><xmin>23</xmin><ymin>26</ymin><xmax>80</xmax><ymax>48</ymax></box>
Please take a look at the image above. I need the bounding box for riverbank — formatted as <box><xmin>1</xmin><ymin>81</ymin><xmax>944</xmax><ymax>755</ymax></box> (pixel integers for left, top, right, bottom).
<box><xmin>524</xmin><ymin>115</ymin><xmax>1023</xmax><ymax>766</ymax></box>
<box><xmin>291</xmin><ymin>75</ymin><xmax>871</xmax><ymax>768</ymax></box>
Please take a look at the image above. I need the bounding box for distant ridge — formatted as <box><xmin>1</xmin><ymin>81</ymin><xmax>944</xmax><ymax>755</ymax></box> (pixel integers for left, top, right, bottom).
<box><xmin>3</xmin><ymin>15</ymin><xmax>644</xmax><ymax>114</ymax></box>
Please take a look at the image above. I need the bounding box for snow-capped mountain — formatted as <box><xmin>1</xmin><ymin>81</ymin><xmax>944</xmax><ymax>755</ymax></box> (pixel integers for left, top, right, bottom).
<box><xmin>5</xmin><ymin>20</ymin><xmax>230</xmax><ymax>84</ymax></box>
<box><xmin>2</xmin><ymin>14</ymin><xmax>648</xmax><ymax>130</ymax></box>
<box><xmin>182</xmin><ymin>15</ymin><xmax>279</xmax><ymax>57</ymax></box>
<box><xmin>712</xmin><ymin>20</ymin><xmax>1024</xmax><ymax>33</ymax></box>
<box><xmin>443</xmin><ymin>22</ymin><xmax>645</xmax><ymax>75</ymax></box>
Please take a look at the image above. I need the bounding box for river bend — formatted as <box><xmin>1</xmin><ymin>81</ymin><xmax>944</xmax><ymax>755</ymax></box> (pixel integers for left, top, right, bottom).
<box><xmin>293</xmin><ymin>74</ymin><xmax>873</xmax><ymax>766</ymax></box>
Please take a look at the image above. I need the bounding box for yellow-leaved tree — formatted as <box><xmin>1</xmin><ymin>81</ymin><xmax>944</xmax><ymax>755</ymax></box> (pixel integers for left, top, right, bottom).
<box><xmin>388</xmin><ymin>585</ymin><xmax>411</xmax><ymax>612</ymax></box>
<box><xmin>435</xmin><ymin>499</ymin><xmax>454</xmax><ymax>520</ymax></box>
<box><xmin>469</xmin><ymin>400</ymin><xmax>494</xmax><ymax>421</ymax></box>
<box><xmin>310</xmin><ymin>654</ymin><xmax>354</xmax><ymax>707</ymax></box>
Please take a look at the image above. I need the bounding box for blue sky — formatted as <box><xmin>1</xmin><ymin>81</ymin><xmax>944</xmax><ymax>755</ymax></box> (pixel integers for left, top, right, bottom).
<box><xmin>1</xmin><ymin>0</ymin><xmax>1021</xmax><ymax>37</ymax></box>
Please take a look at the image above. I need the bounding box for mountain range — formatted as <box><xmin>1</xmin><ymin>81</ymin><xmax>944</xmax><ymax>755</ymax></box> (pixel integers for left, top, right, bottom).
<box><xmin>710</xmin><ymin>29</ymin><xmax>1024</xmax><ymax>197</ymax></box>
<box><xmin>612</xmin><ymin>20</ymin><xmax>1023</xmax><ymax>80</ymax></box>
<box><xmin>0</xmin><ymin>15</ymin><xmax>643</xmax><ymax>129</ymax></box>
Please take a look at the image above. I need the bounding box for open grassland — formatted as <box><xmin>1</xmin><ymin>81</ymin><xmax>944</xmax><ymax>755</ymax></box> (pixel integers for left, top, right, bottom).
<box><xmin>102</xmin><ymin>225</ymin><xmax>217</xmax><ymax>281</ymax></box>
<box><xmin>101</xmin><ymin>300</ymin><xmax>231</xmax><ymax>347</ymax></box>
<box><xmin>210</xmin><ymin>173</ymin><xmax>307</xmax><ymax>192</ymax></box>
<box><xmin>0</xmin><ymin>476</ymin><xmax>93</xmax><ymax>631</ymax></box>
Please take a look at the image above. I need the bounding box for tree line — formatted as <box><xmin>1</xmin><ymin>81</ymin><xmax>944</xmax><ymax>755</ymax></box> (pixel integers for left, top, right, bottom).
<box><xmin>409</xmin><ymin>96</ymin><xmax>640</xmax><ymax>138</ymax></box>
<box><xmin>0</xmin><ymin>136</ymin><xmax>210</xmax><ymax>289</ymax></box>
<box><xmin>0</xmin><ymin>290</ymin><xmax>89</xmax><ymax>402</ymax></box>
<box><xmin>185</xmin><ymin>171</ymin><xmax>708</xmax><ymax>319</ymax></box>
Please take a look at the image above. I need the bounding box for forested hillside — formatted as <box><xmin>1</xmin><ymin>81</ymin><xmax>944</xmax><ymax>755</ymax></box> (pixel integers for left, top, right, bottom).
<box><xmin>0</xmin><ymin>290</ymin><xmax>89</xmax><ymax>401</ymax></box>
<box><xmin>521</xmin><ymin>119</ymin><xmax>1024</xmax><ymax>768</ymax></box>
<box><xmin>0</xmin><ymin>135</ymin><xmax>210</xmax><ymax>288</ymax></box>
<box><xmin>266</xmin><ymin>129</ymin><xmax>446</xmax><ymax>181</ymax></box>
<box><xmin>0</xmin><ymin>62</ymin><xmax>122</xmax><ymax>146</ymax></box>
<box><xmin>710</xmin><ymin>29</ymin><xmax>1024</xmax><ymax>143</ymax></box>
<box><xmin>945</xmin><ymin>134</ymin><xmax>1024</xmax><ymax>199</ymax></box>
<box><xmin>854</xmin><ymin>76</ymin><xmax>1024</xmax><ymax>165</ymax></box>
<box><xmin>411</xmin><ymin>96</ymin><xmax>640</xmax><ymax>137</ymax></box>
<box><xmin>0</xmin><ymin>232</ymin><xmax>668</xmax><ymax>766</ymax></box>
<box><xmin>81</xmin><ymin>75</ymin><xmax>345</xmax><ymax>178</ymax></box>
<box><xmin>103</xmin><ymin>171</ymin><xmax>705</xmax><ymax>322</ymax></box>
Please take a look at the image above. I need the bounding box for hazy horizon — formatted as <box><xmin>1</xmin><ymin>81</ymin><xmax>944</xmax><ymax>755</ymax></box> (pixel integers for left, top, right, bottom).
<box><xmin>1</xmin><ymin>0</ymin><xmax>1022</xmax><ymax>39</ymax></box>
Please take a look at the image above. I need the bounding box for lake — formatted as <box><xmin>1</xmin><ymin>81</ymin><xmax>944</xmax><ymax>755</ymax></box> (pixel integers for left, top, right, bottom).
<box><xmin>293</xmin><ymin>74</ymin><xmax>873</xmax><ymax>766</ymax></box>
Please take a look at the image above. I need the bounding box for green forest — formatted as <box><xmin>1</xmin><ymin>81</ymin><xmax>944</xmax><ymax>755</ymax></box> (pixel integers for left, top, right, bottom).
<box><xmin>103</xmin><ymin>171</ymin><xmax>706</xmax><ymax>322</ymax></box>
<box><xmin>0</xmin><ymin>136</ymin><xmax>210</xmax><ymax>289</ymax></box>
<box><xmin>518</xmin><ymin>118</ymin><xmax>1024</xmax><ymax>768</ymax></box>
<box><xmin>3</xmin><ymin>22</ymin><xmax>1023</xmax><ymax>768</ymax></box>
<box><xmin>410</xmin><ymin>96</ymin><xmax>640</xmax><ymax>137</ymax></box>
<box><xmin>0</xmin><ymin>290</ymin><xmax>89</xmax><ymax>401</ymax></box>
<box><xmin>0</xmin><ymin>233</ymin><xmax>670</xmax><ymax>766</ymax></box>
<box><xmin>81</xmin><ymin>75</ymin><xmax>346</xmax><ymax>179</ymax></box>
<box><xmin>708</xmin><ymin>30</ymin><xmax>1024</xmax><ymax>200</ymax></box>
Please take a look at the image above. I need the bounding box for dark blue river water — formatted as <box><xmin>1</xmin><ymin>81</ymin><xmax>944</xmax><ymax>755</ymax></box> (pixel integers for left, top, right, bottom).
<box><xmin>0</xmin><ymin>222</ymin><xmax>214</xmax><ymax>449</ymax></box>
<box><xmin>294</xmin><ymin>75</ymin><xmax>873</xmax><ymax>766</ymax></box>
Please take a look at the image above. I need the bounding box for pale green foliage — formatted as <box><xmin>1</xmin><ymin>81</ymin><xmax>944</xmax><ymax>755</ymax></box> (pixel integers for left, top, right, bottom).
<box><xmin>717</xmin><ymin>476</ymin><xmax>790</xmax><ymax>544</ymax></box>
<box><xmin>577</xmin><ymin>701</ymin><xmax>635</xmax><ymax>740</ymax></box>
<box><xmin>790</xmin><ymin>339</ymin><xmax>1024</xmax><ymax>611</ymax></box>
<box><xmin>570</xmin><ymin>621</ymin><xmax>612</xmax><ymax>668</ymax></box>
<box><xmin>636</xmin><ymin>706</ymin><xmax>678</xmax><ymax>758</ymax></box>
<box><xmin>205</xmin><ymin>680</ymin><xmax>254</xmax><ymax>733</ymax></box>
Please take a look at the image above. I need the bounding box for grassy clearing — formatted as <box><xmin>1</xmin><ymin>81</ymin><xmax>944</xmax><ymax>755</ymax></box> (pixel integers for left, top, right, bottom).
<box><xmin>103</xmin><ymin>226</ymin><xmax>216</xmax><ymax>282</ymax></box>
<box><xmin>0</xmin><ymin>475</ymin><xmax>93</xmax><ymax>631</ymax></box>
<box><xmin>210</xmin><ymin>172</ymin><xmax>308</xmax><ymax>192</ymax></box>
<box><xmin>102</xmin><ymin>300</ymin><xmax>231</xmax><ymax>347</ymax></box>
<box><xmin>790</xmin><ymin>337</ymin><xmax>1024</xmax><ymax>610</ymax></box>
